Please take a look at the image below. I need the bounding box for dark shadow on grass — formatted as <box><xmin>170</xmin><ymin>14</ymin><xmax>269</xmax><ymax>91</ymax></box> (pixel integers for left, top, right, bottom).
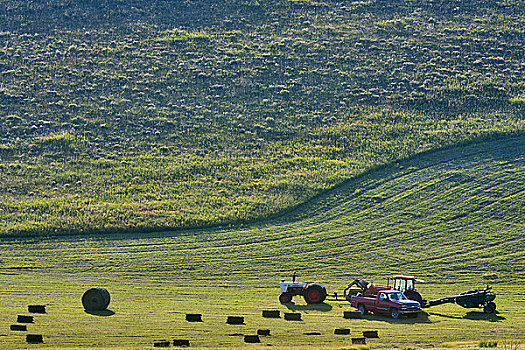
<box><xmin>428</xmin><ymin>311</ymin><xmax>463</xmax><ymax>320</ymax></box>
<box><xmin>84</xmin><ymin>309</ymin><xmax>115</xmax><ymax>316</ymax></box>
<box><xmin>429</xmin><ymin>310</ymin><xmax>505</xmax><ymax>322</ymax></box>
<box><xmin>284</xmin><ymin>302</ymin><xmax>332</xmax><ymax>312</ymax></box>
<box><xmin>464</xmin><ymin>311</ymin><xmax>505</xmax><ymax>322</ymax></box>
<box><xmin>359</xmin><ymin>311</ymin><xmax>432</xmax><ymax>324</ymax></box>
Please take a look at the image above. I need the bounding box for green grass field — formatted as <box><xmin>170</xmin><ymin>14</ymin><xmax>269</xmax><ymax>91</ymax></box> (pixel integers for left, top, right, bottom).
<box><xmin>1</xmin><ymin>0</ymin><xmax>525</xmax><ymax>348</ymax></box>
<box><xmin>1</xmin><ymin>136</ymin><xmax>524</xmax><ymax>349</ymax></box>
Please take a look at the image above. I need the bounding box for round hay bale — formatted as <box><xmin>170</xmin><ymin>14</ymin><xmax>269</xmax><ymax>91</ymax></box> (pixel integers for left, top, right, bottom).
<box><xmin>343</xmin><ymin>311</ymin><xmax>361</xmax><ymax>319</ymax></box>
<box><xmin>284</xmin><ymin>312</ymin><xmax>302</xmax><ymax>321</ymax></box>
<box><xmin>363</xmin><ymin>330</ymin><xmax>379</xmax><ymax>338</ymax></box>
<box><xmin>10</xmin><ymin>324</ymin><xmax>27</xmax><ymax>331</ymax></box>
<box><xmin>17</xmin><ymin>315</ymin><xmax>34</xmax><ymax>323</ymax></box>
<box><xmin>153</xmin><ymin>340</ymin><xmax>171</xmax><ymax>347</ymax></box>
<box><xmin>28</xmin><ymin>305</ymin><xmax>46</xmax><ymax>314</ymax></box>
<box><xmin>244</xmin><ymin>334</ymin><xmax>261</xmax><ymax>343</ymax></box>
<box><xmin>173</xmin><ymin>339</ymin><xmax>190</xmax><ymax>347</ymax></box>
<box><xmin>226</xmin><ymin>316</ymin><xmax>244</xmax><ymax>324</ymax></box>
<box><xmin>334</xmin><ymin>328</ymin><xmax>351</xmax><ymax>335</ymax></box>
<box><xmin>26</xmin><ymin>334</ymin><xmax>43</xmax><ymax>344</ymax></box>
<box><xmin>257</xmin><ymin>329</ymin><xmax>270</xmax><ymax>336</ymax></box>
<box><xmin>262</xmin><ymin>310</ymin><xmax>280</xmax><ymax>318</ymax></box>
<box><xmin>185</xmin><ymin>313</ymin><xmax>202</xmax><ymax>322</ymax></box>
<box><xmin>82</xmin><ymin>287</ymin><xmax>110</xmax><ymax>311</ymax></box>
<box><xmin>352</xmin><ymin>337</ymin><xmax>367</xmax><ymax>345</ymax></box>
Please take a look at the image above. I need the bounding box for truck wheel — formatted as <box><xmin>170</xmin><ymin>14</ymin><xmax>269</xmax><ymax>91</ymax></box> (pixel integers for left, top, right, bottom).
<box><xmin>390</xmin><ymin>308</ymin><xmax>400</xmax><ymax>319</ymax></box>
<box><xmin>279</xmin><ymin>293</ymin><xmax>292</xmax><ymax>304</ymax></box>
<box><xmin>303</xmin><ymin>283</ymin><xmax>327</xmax><ymax>304</ymax></box>
<box><xmin>483</xmin><ymin>301</ymin><xmax>496</xmax><ymax>313</ymax></box>
<box><xmin>357</xmin><ymin>304</ymin><xmax>367</xmax><ymax>315</ymax></box>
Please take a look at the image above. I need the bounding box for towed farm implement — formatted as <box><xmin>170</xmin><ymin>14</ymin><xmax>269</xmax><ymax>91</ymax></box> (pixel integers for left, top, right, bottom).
<box><xmin>385</xmin><ymin>275</ymin><xmax>497</xmax><ymax>313</ymax></box>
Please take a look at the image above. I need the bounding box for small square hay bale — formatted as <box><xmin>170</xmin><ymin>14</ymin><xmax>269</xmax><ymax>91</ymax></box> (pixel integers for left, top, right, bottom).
<box><xmin>334</xmin><ymin>328</ymin><xmax>351</xmax><ymax>335</ymax></box>
<box><xmin>10</xmin><ymin>325</ymin><xmax>27</xmax><ymax>331</ymax></box>
<box><xmin>343</xmin><ymin>311</ymin><xmax>361</xmax><ymax>319</ymax></box>
<box><xmin>363</xmin><ymin>330</ymin><xmax>379</xmax><ymax>338</ymax></box>
<box><xmin>352</xmin><ymin>337</ymin><xmax>367</xmax><ymax>345</ymax></box>
<box><xmin>153</xmin><ymin>340</ymin><xmax>171</xmax><ymax>347</ymax></box>
<box><xmin>17</xmin><ymin>315</ymin><xmax>34</xmax><ymax>323</ymax></box>
<box><xmin>244</xmin><ymin>335</ymin><xmax>261</xmax><ymax>343</ymax></box>
<box><xmin>173</xmin><ymin>339</ymin><xmax>190</xmax><ymax>347</ymax></box>
<box><xmin>284</xmin><ymin>312</ymin><xmax>301</xmax><ymax>321</ymax></box>
<box><xmin>28</xmin><ymin>305</ymin><xmax>46</xmax><ymax>314</ymax></box>
<box><xmin>185</xmin><ymin>313</ymin><xmax>202</xmax><ymax>322</ymax></box>
<box><xmin>262</xmin><ymin>310</ymin><xmax>280</xmax><ymax>318</ymax></box>
<box><xmin>26</xmin><ymin>334</ymin><xmax>43</xmax><ymax>344</ymax></box>
<box><xmin>227</xmin><ymin>316</ymin><xmax>244</xmax><ymax>324</ymax></box>
<box><xmin>257</xmin><ymin>329</ymin><xmax>271</xmax><ymax>336</ymax></box>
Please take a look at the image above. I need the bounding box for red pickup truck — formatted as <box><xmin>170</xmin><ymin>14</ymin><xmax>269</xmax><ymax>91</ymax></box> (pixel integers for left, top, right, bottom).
<box><xmin>350</xmin><ymin>290</ymin><xmax>421</xmax><ymax>318</ymax></box>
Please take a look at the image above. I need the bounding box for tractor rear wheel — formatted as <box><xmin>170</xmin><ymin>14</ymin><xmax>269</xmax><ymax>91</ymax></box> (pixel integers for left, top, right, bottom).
<box><xmin>404</xmin><ymin>290</ymin><xmax>424</xmax><ymax>304</ymax></box>
<box><xmin>303</xmin><ymin>283</ymin><xmax>327</xmax><ymax>304</ymax></box>
<box><xmin>483</xmin><ymin>301</ymin><xmax>496</xmax><ymax>313</ymax></box>
<box><xmin>279</xmin><ymin>293</ymin><xmax>292</xmax><ymax>304</ymax></box>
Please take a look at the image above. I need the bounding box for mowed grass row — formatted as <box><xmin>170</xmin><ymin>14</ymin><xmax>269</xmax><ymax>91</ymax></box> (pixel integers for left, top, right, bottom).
<box><xmin>0</xmin><ymin>137</ymin><xmax>524</xmax><ymax>348</ymax></box>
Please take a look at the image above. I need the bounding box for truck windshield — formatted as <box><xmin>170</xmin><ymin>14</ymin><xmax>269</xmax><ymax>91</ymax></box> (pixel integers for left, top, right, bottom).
<box><xmin>388</xmin><ymin>292</ymin><xmax>407</xmax><ymax>301</ymax></box>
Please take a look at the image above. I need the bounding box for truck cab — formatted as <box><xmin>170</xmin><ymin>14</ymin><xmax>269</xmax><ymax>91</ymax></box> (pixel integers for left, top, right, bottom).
<box><xmin>350</xmin><ymin>290</ymin><xmax>421</xmax><ymax>319</ymax></box>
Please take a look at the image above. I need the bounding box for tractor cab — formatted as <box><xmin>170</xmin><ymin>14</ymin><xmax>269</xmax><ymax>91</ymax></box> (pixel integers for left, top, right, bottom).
<box><xmin>393</xmin><ymin>275</ymin><xmax>422</xmax><ymax>291</ymax></box>
<box><xmin>392</xmin><ymin>275</ymin><xmax>426</xmax><ymax>305</ymax></box>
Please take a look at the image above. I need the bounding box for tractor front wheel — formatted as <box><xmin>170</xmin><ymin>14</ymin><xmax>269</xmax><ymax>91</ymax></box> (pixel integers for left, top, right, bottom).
<box><xmin>279</xmin><ymin>293</ymin><xmax>292</xmax><ymax>304</ymax></box>
<box><xmin>483</xmin><ymin>301</ymin><xmax>496</xmax><ymax>313</ymax></box>
<box><xmin>303</xmin><ymin>284</ymin><xmax>327</xmax><ymax>304</ymax></box>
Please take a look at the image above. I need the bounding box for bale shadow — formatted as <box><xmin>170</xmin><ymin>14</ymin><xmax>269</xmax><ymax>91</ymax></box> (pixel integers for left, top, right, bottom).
<box><xmin>284</xmin><ymin>302</ymin><xmax>332</xmax><ymax>312</ymax></box>
<box><xmin>464</xmin><ymin>311</ymin><xmax>505</xmax><ymax>322</ymax></box>
<box><xmin>84</xmin><ymin>309</ymin><xmax>115</xmax><ymax>316</ymax></box>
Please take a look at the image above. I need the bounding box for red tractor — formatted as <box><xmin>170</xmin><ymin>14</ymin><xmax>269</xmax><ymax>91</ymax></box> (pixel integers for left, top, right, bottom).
<box><xmin>343</xmin><ymin>275</ymin><xmax>425</xmax><ymax>303</ymax></box>
<box><xmin>279</xmin><ymin>272</ymin><xmax>327</xmax><ymax>304</ymax></box>
<box><xmin>390</xmin><ymin>275</ymin><xmax>426</xmax><ymax>304</ymax></box>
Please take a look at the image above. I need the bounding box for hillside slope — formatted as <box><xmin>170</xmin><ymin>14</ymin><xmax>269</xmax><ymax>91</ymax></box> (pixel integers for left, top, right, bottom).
<box><xmin>2</xmin><ymin>136</ymin><xmax>523</xmax><ymax>284</ymax></box>
<box><xmin>1</xmin><ymin>0</ymin><xmax>525</xmax><ymax>236</ymax></box>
